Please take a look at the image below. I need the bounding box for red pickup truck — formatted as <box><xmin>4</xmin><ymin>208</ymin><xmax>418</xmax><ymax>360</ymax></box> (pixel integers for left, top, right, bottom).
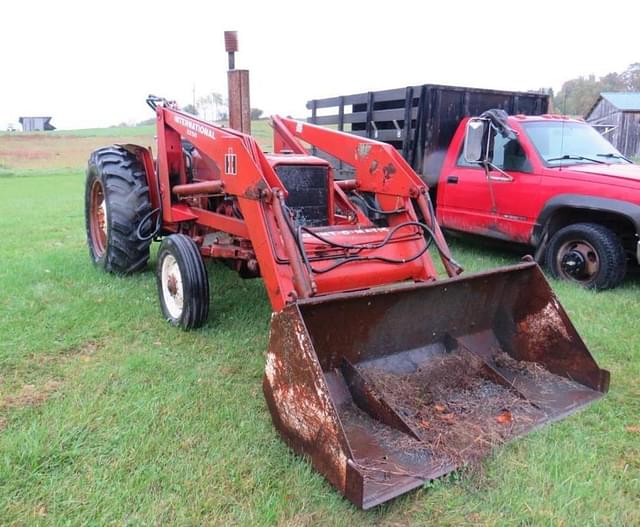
<box><xmin>442</xmin><ymin>112</ymin><xmax>638</xmax><ymax>289</ymax></box>
<box><xmin>308</xmin><ymin>86</ymin><xmax>639</xmax><ymax>289</ymax></box>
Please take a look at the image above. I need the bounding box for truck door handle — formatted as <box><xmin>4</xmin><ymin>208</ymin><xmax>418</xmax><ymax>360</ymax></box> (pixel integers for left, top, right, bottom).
<box><xmin>447</xmin><ymin>176</ymin><xmax>459</xmax><ymax>184</ymax></box>
<box><xmin>488</xmin><ymin>173</ymin><xmax>514</xmax><ymax>182</ymax></box>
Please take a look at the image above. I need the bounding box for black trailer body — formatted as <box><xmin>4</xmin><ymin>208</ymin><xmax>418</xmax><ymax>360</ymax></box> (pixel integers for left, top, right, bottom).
<box><xmin>307</xmin><ymin>85</ymin><xmax>549</xmax><ymax>186</ymax></box>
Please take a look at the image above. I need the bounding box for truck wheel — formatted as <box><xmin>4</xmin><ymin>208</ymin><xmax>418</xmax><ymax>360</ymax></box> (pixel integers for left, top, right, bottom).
<box><xmin>156</xmin><ymin>234</ymin><xmax>209</xmax><ymax>329</ymax></box>
<box><xmin>85</xmin><ymin>146</ymin><xmax>152</xmax><ymax>274</ymax></box>
<box><xmin>546</xmin><ymin>223</ymin><xmax>626</xmax><ymax>289</ymax></box>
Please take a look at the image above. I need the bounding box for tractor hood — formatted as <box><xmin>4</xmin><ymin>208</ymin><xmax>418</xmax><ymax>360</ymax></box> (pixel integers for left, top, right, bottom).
<box><xmin>562</xmin><ymin>162</ymin><xmax>640</xmax><ymax>184</ymax></box>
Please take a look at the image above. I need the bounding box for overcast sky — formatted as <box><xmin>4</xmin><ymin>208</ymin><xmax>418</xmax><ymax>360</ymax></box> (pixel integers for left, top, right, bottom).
<box><xmin>2</xmin><ymin>0</ymin><xmax>639</xmax><ymax>130</ymax></box>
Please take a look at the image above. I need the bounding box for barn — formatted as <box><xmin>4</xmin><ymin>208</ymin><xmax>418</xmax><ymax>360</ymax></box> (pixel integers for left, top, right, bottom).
<box><xmin>585</xmin><ymin>92</ymin><xmax>640</xmax><ymax>159</ymax></box>
<box><xmin>18</xmin><ymin>116</ymin><xmax>56</xmax><ymax>132</ymax></box>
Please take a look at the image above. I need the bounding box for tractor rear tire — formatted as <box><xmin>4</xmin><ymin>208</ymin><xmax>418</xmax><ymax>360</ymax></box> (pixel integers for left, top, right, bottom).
<box><xmin>85</xmin><ymin>146</ymin><xmax>152</xmax><ymax>274</ymax></box>
<box><xmin>156</xmin><ymin>234</ymin><xmax>209</xmax><ymax>330</ymax></box>
<box><xmin>546</xmin><ymin>222</ymin><xmax>626</xmax><ymax>290</ymax></box>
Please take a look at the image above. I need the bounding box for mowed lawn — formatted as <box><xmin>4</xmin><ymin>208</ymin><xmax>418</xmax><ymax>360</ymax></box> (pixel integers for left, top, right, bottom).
<box><xmin>0</xmin><ymin>126</ymin><xmax>638</xmax><ymax>526</ymax></box>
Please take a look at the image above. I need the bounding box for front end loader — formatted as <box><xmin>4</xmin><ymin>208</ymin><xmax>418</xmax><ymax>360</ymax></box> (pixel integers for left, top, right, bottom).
<box><xmin>83</xmin><ymin>39</ymin><xmax>609</xmax><ymax>510</ymax></box>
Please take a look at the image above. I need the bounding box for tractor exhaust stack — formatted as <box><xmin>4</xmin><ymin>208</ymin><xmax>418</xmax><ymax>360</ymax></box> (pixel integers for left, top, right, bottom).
<box><xmin>224</xmin><ymin>30</ymin><xmax>251</xmax><ymax>134</ymax></box>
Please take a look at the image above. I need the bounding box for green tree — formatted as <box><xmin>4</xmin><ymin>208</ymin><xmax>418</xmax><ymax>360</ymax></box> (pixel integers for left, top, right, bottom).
<box><xmin>197</xmin><ymin>92</ymin><xmax>226</xmax><ymax>121</ymax></box>
<box><xmin>621</xmin><ymin>63</ymin><xmax>640</xmax><ymax>90</ymax></box>
<box><xmin>250</xmin><ymin>108</ymin><xmax>264</xmax><ymax>120</ymax></box>
<box><xmin>182</xmin><ymin>104</ymin><xmax>198</xmax><ymax>115</ymax></box>
<box><xmin>553</xmin><ymin>63</ymin><xmax>640</xmax><ymax>116</ymax></box>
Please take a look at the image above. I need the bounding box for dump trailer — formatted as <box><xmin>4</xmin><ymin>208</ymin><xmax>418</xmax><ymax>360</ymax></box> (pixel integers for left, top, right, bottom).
<box><xmin>83</xmin><ymin>39</ymin><xmax>608</xmax><ymax>509</ymax></box>
<box><xmin>307</xmin><ymin>84</ymin><xmax>549</xmax><ymax>185</ymax></box>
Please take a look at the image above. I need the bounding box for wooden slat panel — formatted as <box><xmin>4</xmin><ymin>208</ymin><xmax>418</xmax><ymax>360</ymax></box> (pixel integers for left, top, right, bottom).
<box><xmin>312</xmin><ymin>107</ymin><xmax>418</xmax><ymax>126</ymax></box>
<box><xmin>306</xmin><ymin>87</ymin><xmax>415</xmax><ymax>109</ymax></box>
<box><xmin>350</xmin><ymin>129</ymin><xmax>406</xmax><ymax>141</ymax></box>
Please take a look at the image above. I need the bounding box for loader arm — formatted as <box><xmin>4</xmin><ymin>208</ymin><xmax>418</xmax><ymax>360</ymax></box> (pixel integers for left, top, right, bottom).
<box><xmin>272</xmin><ymin>116</ymin><xmax>462</xmax><ymax>276</ymax></box>
<box><xmin>147</xmin><ymin>100</ymin><xmax>462</xmax><ymax>311</ymax></box>
<box><xmin>153</xmin><ymin>105</ymin><xmax>312</xmax><ymax>310</ymax></box>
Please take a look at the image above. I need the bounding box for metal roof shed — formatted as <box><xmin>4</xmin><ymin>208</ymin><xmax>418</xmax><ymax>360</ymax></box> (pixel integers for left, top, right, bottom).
<box><xmin>586</xmin><ymin>93</ymin><xmax>640</xmax><ymax>158</ymax></box>
<box><xmin>18</xmin><ymin>116</ymin><xmax>56</xmax><ymax>132</ymax></box>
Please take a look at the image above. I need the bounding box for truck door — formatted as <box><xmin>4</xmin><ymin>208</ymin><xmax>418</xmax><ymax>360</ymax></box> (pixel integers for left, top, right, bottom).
<box><xmin>487</xmin><ymin>134</ymin><xmax>541</xmax><ymax>243</ymax></box>
<box><xmin>436</xmin><ymin>148</ymin><xmax>495</xmax><ymax>235</ymax></box>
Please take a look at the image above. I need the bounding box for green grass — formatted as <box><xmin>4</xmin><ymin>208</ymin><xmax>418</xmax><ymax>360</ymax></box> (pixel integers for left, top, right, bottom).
<box><xmin>1</xmin><ymin>120</ymin><xmax>271</xmax><ymax>142</ymax></box>
<box><xmin>0</xmin><ymin>168</ymin><xmax>639</xmax><ymax>524</ymax></box>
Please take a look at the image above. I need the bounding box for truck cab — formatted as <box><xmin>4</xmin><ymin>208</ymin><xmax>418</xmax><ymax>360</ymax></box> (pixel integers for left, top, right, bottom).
<box><xmin>437</xmin><ymin>114</ymin><xmax>640</xmax><ymax>289</ymax></box>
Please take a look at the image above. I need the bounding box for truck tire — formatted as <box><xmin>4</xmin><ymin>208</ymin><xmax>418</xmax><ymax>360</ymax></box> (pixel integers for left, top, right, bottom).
<box><xmin>156</xmin><ymin>234</ymin><xmax>209</xmax><ymax>330</ymax></box>
<box><xmin>546</xmin><ymin>223</ymin><xmax>626</xmax><ymax>290</ymax></box>
<box><xmin>85</xmin><ymin>146</ymin><xmax>152</xmax><ymax>274</ymax></box>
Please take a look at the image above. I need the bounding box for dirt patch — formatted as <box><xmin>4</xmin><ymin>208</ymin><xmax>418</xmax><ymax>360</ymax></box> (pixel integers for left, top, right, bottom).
<box><xmin>1</xmin><ymin>380</ymin><xmax>62</xmax><ymax>410</ymax></box>
<box><xmin>65</xmin><ymin>339</ymin><xmax>103</xmax><ymax>356</ymax></box>
<box><xmin>0</xmin><ymin>134</ymin><xmax>154</xmax><ymax>170</ymax></box>
<box><xmin>34</xmin><ymin>504</ymin><xmax>48</xmax><ymax>518</ymax></box>
<box><xmin>33</xmin><ymin>340</ymin><xmax>104</xmax><ymax>366</ymax></box>
<box><xmin>71</xmin><ymin>340</ymin><xmax>104</xmax><ymax>363</ymax></box>
<box><xmin>0</xmin><ymin>416</ymin><xmax>6</xmax><ymax>432</ymax></box>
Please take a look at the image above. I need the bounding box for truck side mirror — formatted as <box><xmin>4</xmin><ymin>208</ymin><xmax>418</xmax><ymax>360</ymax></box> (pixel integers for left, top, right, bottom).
<box><xmin>463</xmin><ymin>118</ymin><xmax>491</xmax><ymax>164</ymax></box>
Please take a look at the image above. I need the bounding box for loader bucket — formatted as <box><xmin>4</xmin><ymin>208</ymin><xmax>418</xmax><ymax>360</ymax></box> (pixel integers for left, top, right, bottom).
<box><xmin>263</xmin><ymin>261</ymin><xmax>609</xmax><ymax>509</ymax></box>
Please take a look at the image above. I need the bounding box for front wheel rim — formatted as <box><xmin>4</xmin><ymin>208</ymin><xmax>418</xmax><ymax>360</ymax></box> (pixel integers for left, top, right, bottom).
<box><xmin>161</xmin><ymin>253</ymin><xmax>184</xmax><ymax>319</ymax></box>
<box><xmin>89</xmin><ymin>179</ymin><xmax>108</xmax><ymax>257</ymax></box>
<box><xmin>556</xmin><ymin>239</ymin><xmax>600</xmax><ymax>283</ymax></box>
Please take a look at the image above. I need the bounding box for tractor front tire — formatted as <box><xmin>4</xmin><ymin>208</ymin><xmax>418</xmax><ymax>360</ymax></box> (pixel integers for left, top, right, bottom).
<box><xmin>85</xmin><ymin>146</ymin><xmax>152</xmax><ymax>274</ymax></box>
<box><xmin>156</xmin><ymin>234</ymin><xmax>209</xmax><ymax>330</ymax></box>
<box><xmin>546</xmin><ymin>222</ymin><xmax>626</xmax><ymax>290</ymax></box>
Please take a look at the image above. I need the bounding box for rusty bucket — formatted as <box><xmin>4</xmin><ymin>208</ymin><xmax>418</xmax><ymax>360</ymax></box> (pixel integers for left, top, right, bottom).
<box><xmin>263</xmin><ymin>261</ymin><xmax>609</xmax><ymax>509</ymax></box>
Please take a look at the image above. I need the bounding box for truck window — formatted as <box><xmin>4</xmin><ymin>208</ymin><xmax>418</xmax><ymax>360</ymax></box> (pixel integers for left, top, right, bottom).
<box><xmin>522</xmin><ymin>121</ymin><xmax>628</xmax><ymax>166</ymax></box>
<box><xmin>457</xmin><ymin>133</ymin><xmax>531</xmax><ymax>172</ymax></box>
<box><xmin>494</xmin><ymin>134</ymin><xmax>532</xmax><ymax>172</ymax></box>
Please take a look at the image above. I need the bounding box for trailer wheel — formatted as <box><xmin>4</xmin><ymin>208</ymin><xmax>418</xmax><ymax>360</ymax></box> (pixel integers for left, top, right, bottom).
<box><xmin>85</xmin><ymin>146</ymin><xmax>152</xmax><ymax>274</ymax></box>
<box><xmin>156</xmin><ymin>234</ymin><xmax>209</xmax><ymax>329</ymax></box>
<box><xmin>546</xmin><ymin>223</ymin><xmax>626</xmax><ymax>290</ymax></box>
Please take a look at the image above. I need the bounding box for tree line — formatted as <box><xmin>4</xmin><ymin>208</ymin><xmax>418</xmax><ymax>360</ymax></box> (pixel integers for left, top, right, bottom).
<box><xmin>549</xmin><ymin>63</ymin><xmax>640</xmax><ymax>116</ymax></box>
<box><xmin>133</xmin><ymin>92</ymin><xmax>263</xmax><ymax>127</ymax></box>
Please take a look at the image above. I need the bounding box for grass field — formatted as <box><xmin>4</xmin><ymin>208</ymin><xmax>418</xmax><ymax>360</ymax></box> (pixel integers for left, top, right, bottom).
<box><xmin>0</xmin><ymin>126</ymin><xmax>638</xmax><ymax>526</ymax></box>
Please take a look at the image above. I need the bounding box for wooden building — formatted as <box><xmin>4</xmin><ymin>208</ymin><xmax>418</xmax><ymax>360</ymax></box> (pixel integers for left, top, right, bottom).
<box><xmin>586</xmin><ymin>93</ymin><xmax>640</xmax><ymax>158</ymax></box>
<box><xmin>18</xmin><ymin>116</ymin><xmax>56</xmax><ymax>132</ymax></box>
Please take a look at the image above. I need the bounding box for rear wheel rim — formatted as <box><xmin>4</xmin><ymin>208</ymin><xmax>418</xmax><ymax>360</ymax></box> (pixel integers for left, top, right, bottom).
<box><xmin>161</xmin><ymin>254</ymin><xmax>184</xmax><ymax>319</ymax></box>
<box><xmin>89</xmin><ymin>179</ymin><xmax>108</xmax><ymax>257</ymax></box>
<box><xmin>556</xmin><ymin>239</ymin><xmax>599</xmax><ymax>283</ymax></box>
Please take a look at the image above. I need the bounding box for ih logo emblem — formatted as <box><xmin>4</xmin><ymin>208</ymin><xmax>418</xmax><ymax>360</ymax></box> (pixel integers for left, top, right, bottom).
<box><xmin>224</xmin><ymin>148</ymin><xmax>237</xmax><ymax>176</ymax></box>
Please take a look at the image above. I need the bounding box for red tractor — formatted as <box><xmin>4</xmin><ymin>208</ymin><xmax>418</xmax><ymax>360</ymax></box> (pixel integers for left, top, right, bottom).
<box><xmin>83</xmin><ymin>39</ymin><xmax>609</xmax><ymax>509</ymax></box>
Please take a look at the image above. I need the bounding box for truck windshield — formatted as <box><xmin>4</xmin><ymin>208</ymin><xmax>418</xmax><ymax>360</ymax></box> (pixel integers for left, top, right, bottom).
<box><xmin>522</xmin><ymin>121</ymin><xmax>630</xmax><ymax>166</ymax></box>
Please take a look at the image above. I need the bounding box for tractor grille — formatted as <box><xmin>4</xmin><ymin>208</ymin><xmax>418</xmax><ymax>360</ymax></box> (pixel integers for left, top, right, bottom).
<box><xmin>275</xmin><ymin>165</ymin><xmax>329</xmax><ymax>227</ymax></box>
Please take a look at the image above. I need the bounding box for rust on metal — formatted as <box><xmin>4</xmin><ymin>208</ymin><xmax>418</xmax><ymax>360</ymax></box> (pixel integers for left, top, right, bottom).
<box><xmin>224</xmin><ymin>30</ymin><xmax>239</xmax><ymax>53</ymax></box>
<box><xmin>89</xmin><ymin>179</ymin><xmax>107</xmax><ymax>257</ymax></box>
<box><xmin>336</xmin><ymin>179</ymin><xmax>357</xmax><ymax>191</ymax></box>
<box><xmin>228</xmin><ymin>69</ymin><xmax>251</xmax><ymax>134</ymax></box>
<box><xmin>264</xmin><ymin>262</ymin><xmax>609</xmax><ymax>509</ymax></box>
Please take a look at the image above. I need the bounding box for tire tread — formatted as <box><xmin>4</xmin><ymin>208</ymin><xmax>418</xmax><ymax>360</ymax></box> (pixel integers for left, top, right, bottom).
<box><xmin>546</xmin><ymin>222</ymin><xmax>626</xmax><ymax>290</ymax></box>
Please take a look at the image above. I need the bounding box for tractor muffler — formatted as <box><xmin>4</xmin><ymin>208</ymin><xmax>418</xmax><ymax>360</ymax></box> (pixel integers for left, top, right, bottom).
<box><xmin>263</xmin><ymin>261</ymin><xmax>609</xmax><ymax>509</ymax></box>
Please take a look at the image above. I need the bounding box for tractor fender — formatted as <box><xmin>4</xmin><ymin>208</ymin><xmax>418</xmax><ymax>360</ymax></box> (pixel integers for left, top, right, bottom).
<box><xmin>118</xmin><ymin>143</ymin><xmax>161</xmax><ymax>212</ymax></box>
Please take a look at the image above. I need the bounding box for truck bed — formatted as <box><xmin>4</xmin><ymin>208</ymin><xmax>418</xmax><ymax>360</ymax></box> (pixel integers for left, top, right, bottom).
<box><xmin>307</xmin><ymin>84</ymin><xmax>549</xmax><ymax>185</ymax></box>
